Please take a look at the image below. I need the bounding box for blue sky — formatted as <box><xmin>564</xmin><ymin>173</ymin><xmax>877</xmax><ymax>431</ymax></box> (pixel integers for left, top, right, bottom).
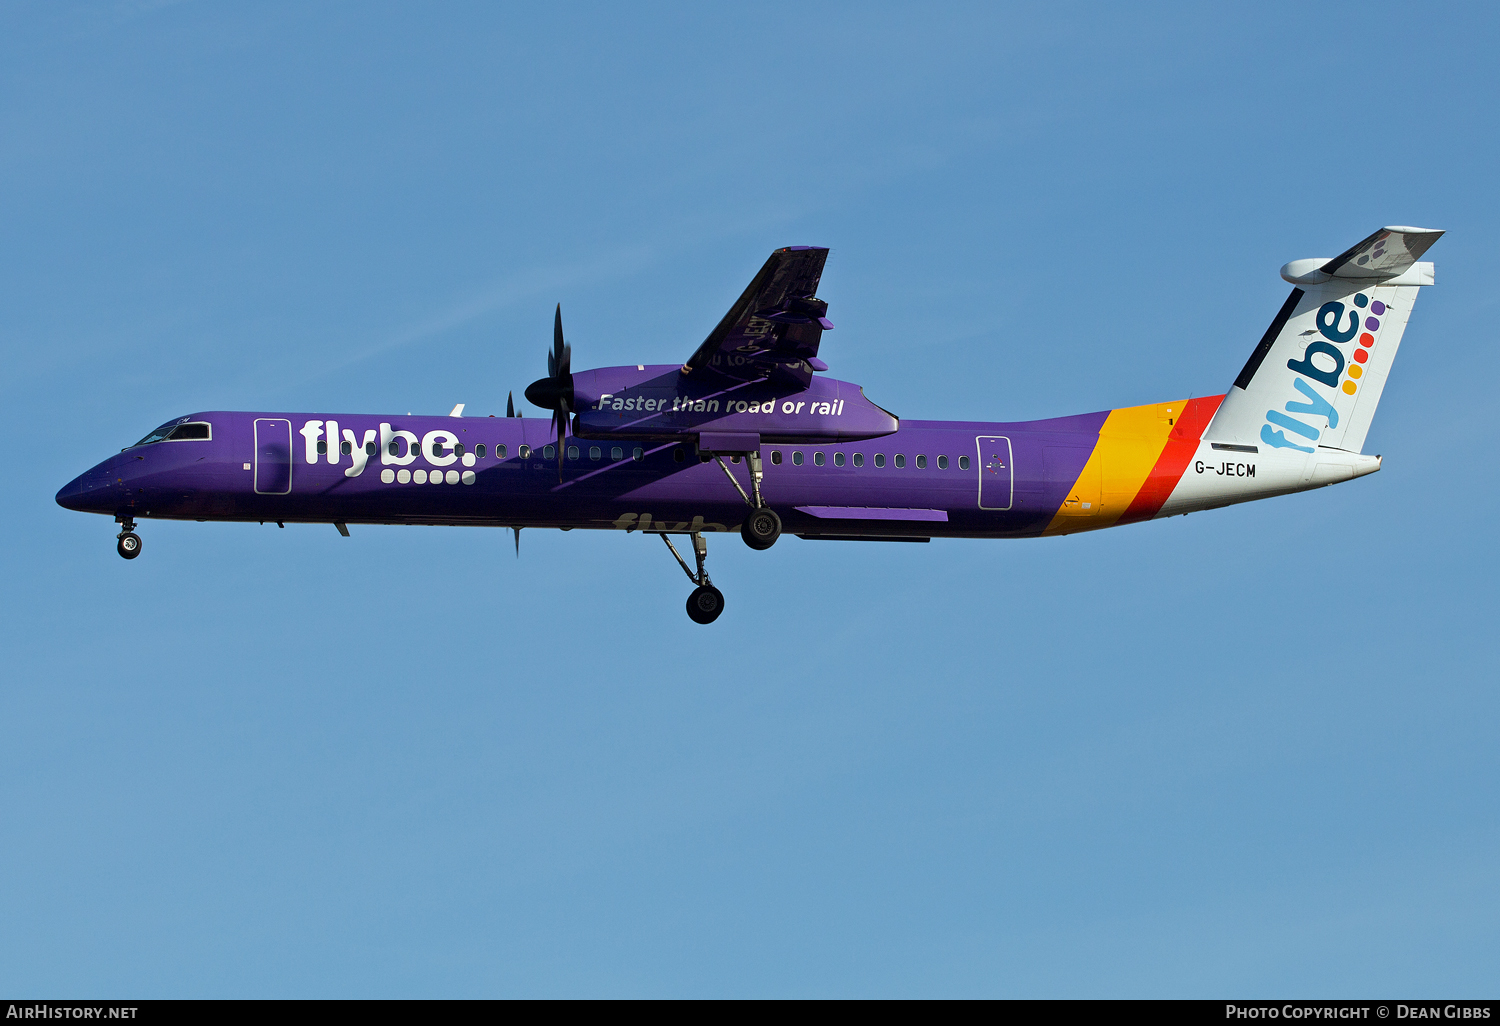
<box><xmin>3</xmin><ymin>0</ymin><xmax>1498</xmax><ymax>997</ymax></box>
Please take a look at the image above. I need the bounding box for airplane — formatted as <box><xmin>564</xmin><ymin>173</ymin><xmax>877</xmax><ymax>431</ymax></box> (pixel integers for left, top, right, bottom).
<box><xmin>56</xmin><ymin>226</ymin><xmax>1442</xmax><ymax>623</ymax></box>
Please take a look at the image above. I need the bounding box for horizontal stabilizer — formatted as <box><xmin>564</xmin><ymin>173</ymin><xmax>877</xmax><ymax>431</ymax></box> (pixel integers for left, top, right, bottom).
<box><xmin>1282</xmin><ymin>227</ymin><xmax>1444</xmax><ymax>284</ymax></box>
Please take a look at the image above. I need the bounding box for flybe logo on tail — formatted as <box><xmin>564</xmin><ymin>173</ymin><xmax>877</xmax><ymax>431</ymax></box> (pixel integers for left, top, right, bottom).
<box><xmin>1261</xmin><ymin>292</ymin><xmax>1385</xmax><ymax>452</ymax></box>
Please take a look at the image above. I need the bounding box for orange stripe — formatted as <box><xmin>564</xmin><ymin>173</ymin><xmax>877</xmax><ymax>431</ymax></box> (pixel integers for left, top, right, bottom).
<box><xmin>1117</xmin><ymin>394</ymin><xmax>1223</xmax><ymax>524</ymax></box>
<box><xmin>1044</xmin><ymin>399</ymin><xmax>1191</xmax><ymax>534</ymax></box>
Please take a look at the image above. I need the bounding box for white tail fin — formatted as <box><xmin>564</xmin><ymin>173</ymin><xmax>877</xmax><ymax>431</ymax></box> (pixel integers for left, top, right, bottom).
<box><xmin>1207</xmin><ymin>227</ymin><xmax>1443</xmax><ymax>454</ymax></box>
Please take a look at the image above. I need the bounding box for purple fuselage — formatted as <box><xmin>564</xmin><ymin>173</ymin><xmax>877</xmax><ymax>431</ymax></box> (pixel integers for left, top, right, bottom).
<box><xmin>57</xmin><ymin>376</ymin><xmax>1109</xmax><ymax>541</ymax></box>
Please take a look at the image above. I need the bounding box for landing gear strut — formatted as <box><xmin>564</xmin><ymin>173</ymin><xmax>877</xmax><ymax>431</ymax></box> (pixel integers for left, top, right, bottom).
<box><xmin>712</xmin><ymin>450</ymin><xmax>782</xmax><ymax>550</ymax></box>
<box><xmin>115</xmin><ymin>516</ymin><xmax>141</xmax><ymax>560</ymax></box>
<box><xmin>660</xmin><ymin>532</ymin><xmax>724</xmax><ymax>624</ymax></box>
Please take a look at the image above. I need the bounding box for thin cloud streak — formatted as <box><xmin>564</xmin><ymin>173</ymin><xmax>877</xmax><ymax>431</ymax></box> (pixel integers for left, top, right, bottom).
<box><xmin>289</xmin><ymin>244</ymin><xmax>659</xmax><ymax>392</ymax></box>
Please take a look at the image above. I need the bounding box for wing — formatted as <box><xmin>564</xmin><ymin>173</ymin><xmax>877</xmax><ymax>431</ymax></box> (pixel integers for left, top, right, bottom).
<box><xmin>683</xmin><ymin>246</ymin><xmax>832</xmax><ymax>388</ymax></box>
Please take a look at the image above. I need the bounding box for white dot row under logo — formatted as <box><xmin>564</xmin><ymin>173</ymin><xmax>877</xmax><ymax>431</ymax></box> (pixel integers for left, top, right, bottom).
<box><xmin>380</xmin><ymin>468</ymin><xmax>476</xmax><ymax>485</ymax></box>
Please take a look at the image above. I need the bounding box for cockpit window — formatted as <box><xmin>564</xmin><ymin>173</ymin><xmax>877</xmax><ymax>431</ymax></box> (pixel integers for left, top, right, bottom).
<box><xmin>130</xmin><ymin>421</ymin><xmax>211</xmax><ymax>448</ymax></box>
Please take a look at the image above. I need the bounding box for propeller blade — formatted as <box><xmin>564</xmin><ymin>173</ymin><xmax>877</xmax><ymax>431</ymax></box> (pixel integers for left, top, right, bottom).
<box><xmin>513</xmin><ymin>526</ymin><xmax>520</xmax><ymax>556</ymax></box>
<box><xmin>528</xmin><ymin>303</ymin><xmax>573</xmax><ymax>423</ymax></box>
<box><xmin>553</xmin><ymin>304</ymin><xmax>571</xmax><ymax>380</ymax></box>
<box><xmin>506</xmin><ymin>392</ymin><xmax>515</xmax><ymax>418</ymax></box>
<box><xmin>553</xmin><ymin>409</ymin><xmax>566</xmax><ymax>482</ymax></box>
<box><xmin>526</xmin><ymin>303</ymin><xmax>574</xmax><ymax>414</ymax></box>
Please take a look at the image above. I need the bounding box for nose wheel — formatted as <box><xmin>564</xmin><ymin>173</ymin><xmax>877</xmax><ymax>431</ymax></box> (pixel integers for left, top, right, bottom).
<box><xmin>660</xmin><ymin>532</ymin><xmax>724</xmax><ymax>624</ymax></box>
<box><xmin>115</xmin><ymin>517</ymin><xmax>141</xmax><ymax>560</ymax></box>
<box><xmin>687</xmin><ymin>584</ymin><xmax>725</xmax><ymax>624</ymax></box>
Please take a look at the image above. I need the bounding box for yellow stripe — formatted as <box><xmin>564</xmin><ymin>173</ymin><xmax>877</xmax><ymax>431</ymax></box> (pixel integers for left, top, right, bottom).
<box><xmin>1043</xmin><ymin>399</ymin><xmax>1187</xmax><ymax>535</ymax></box>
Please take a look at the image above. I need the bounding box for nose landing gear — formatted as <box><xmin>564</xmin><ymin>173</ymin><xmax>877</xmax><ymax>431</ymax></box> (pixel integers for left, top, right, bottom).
<box><xmin>115</xmin><ymin>516</ymin><xmax>141</xmax><ymax>560</ymax></box>
<box><xmin>660</xmin><ymin>532</ymin><xmax>724</xmax><ymax>624</ymax></box>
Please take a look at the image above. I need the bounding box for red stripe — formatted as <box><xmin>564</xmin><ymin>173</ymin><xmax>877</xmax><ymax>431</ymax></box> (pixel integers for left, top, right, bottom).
<box><xmin>1117</xmin><ymin>395</ymin><xmax>1224</xmax><ymax>525</ymax></box>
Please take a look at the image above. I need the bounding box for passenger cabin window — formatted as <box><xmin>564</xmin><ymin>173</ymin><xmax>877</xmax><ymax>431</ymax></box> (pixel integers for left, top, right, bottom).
<box><xmin>365</xmin><ymin>441</ymin><xmax>377</xmax><ymax>455</ymax></box>
<box><xmin>567</xmin><ymin>445</ymin><xmax>579</xmax><ymax>461</ymax></box>
<box><xmin>543</xmin><ymin>444</ymin><xmax>555</xmax><ymax>460</ymax></box>
<box><xmin>316</xmin><ymin>440</ymin><xmax>328</xmax><ymax>455</ymax></box>
<box><xmin>611</xmin><ymin>446</ymin><xmax>622</xmax><ymax>461</ymax></box>
<box><xmin>792</xmin><ymin>451</ymin><xmax>804</xmax><ymax>466</ymax></box>
<box><xmin>389</xmin><ymin>441</ymin><xmax>399</xmax><ymax>455</ymax></box>
<box><xmin>431</xmin><ymin>442</ymin><xmax>443</xmax><ymax>457</ymax></box>
<box><xmin>959</xmin><ymin>455</ymin><xmax>970</xmax><ymax>470</ymax></box>
<box><xmin>674</xmin><ymin>449</ymin><xmax>685</xmax><ymax>463</ymax></box>
<box><xmin>341</xmin><ymin>440</ymin><xmax>352</xmax><ymax>455</ymax></box>
<box><xmin>517</xmin><ymin>444</ymin><xmax>529</xmax><ymax>459</ymax></box>
<box><xmin>937</xmin><ymin>455</ymin><xmax>948</xmax><ymax>469</ymax></box>
<box><xmin>475</xmin><ymin>444</ymin><xmax>486</xmax><ymax>458</ymax></box>
<box><xmin>915</xmin><ymin>455</ymin><xmax>927</xmax><ymax>469</ymax></box>
<box><xmin>589</xmin><ymin>446</ymin><xmax>601</xmax><ymax>461</ymax></box>
<box><xmin>853</xmin><ymin>453</ymin><xmax>864</xmax><ymax>467</ymax></box>
<box><xmin>874</xmin><ymin>453</ymin><xmax>885</xmax><ymax>468</ymax></box>
<box><xmin>833</xmin><ymin>452</ymin><xmax>845</xmax><ymax>467</ymax></box>
<box><xmin>771</xmin><ymin>450</ymin><xmax>782</xmax><ymax>465</ymax></box>
<box><xmin>895</xmin><ymin>454</ymin><xmax>905</xmax><ymax>468</ymax></box>
<box><xmin>497</xmin><ymin>444</ymin><xmax>507</xmax><ymax>459</ymax></box>
<box><xmin>632</xmin><ymin>447</ymin><xmax>643</xmax><ymax>461</ymax></box>
<box><xmin>814</xmin><ymin>452</ymin><xmax>825</xmax><ymax>466</ymax></box>
<box><xmin>454</xmin><ymin>442</ymin><xmax>465</xmax><ymax>456</ymax></box>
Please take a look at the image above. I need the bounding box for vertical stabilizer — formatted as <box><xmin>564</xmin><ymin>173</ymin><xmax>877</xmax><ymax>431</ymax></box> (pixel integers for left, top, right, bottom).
<box><xmin>1206</xmin><ymin>227</ymin><xmax>1442</xmax><ymax>455</ymax></box>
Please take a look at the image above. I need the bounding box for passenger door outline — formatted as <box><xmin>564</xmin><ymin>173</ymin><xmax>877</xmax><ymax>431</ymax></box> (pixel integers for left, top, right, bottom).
<box><xmin>253</xmin><ymin>418</ymin><xmax>293</xmax><ymax>495</ymax></box>
<box><xmin>976</xmin><ymin>435</ymin><xmax>1013</xmax><ymax>510</ymax></box>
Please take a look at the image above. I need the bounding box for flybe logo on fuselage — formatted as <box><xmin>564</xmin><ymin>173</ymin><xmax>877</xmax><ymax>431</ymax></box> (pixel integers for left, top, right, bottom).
<box><xmin>1260</xmin><ymin>292</ymin><xmax>1384</xmax><ymax>453</ymax></box>
<box><xmin>297</xmin><ymin>420</ymin><xmax>473</xmax><ymax>477</ymax></box>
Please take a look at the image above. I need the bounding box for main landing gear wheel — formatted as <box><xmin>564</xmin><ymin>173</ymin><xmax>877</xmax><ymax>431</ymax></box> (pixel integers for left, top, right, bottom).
<box><xmin>686</xmin><ymin>585</ymin><xmax>725</xmax><ymax>624</ymax></box>
<box><xmin>741</xmin><ymin>507</ymin><xmax>781</xmax><ymax>550</ymax></box>
<box><xmin>117</xmin><ymin>533</ymin><xmax>141</xmax><ymax>559</ymax></box>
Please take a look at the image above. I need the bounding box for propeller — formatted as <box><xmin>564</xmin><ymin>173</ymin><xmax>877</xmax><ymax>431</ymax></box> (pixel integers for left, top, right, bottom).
<box><xmin>506</xmin><ymin>392</ymin><xmax>515</xmax><ymax>418</ymax></box>
<box><xmin>523</xmin><ymin>304</ymin><xmax>573</xmax><ymax>481</ymax></box>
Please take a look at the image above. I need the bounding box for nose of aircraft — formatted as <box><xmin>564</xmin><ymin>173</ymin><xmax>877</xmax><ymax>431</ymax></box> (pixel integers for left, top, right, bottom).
<box><xmin>56</xmin><ymin>466</ymin><xmax>113</xmax><ymax>513</ymax></box>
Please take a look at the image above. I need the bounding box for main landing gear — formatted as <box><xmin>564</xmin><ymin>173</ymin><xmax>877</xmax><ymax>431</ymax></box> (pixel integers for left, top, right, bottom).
<box><xmin>711</xmin><ymin>450</ymin><xmax>782</xmax><ymax>550</ymax></box>
<box><xmin>115</xmin><ymin>516</ymin><xmax>141</xmax><ymax>560</ymax></box>
<box><xmin>660</xmin><ymin>532</ymin><xmax>724</xmax><ymax>624</ymax></box>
